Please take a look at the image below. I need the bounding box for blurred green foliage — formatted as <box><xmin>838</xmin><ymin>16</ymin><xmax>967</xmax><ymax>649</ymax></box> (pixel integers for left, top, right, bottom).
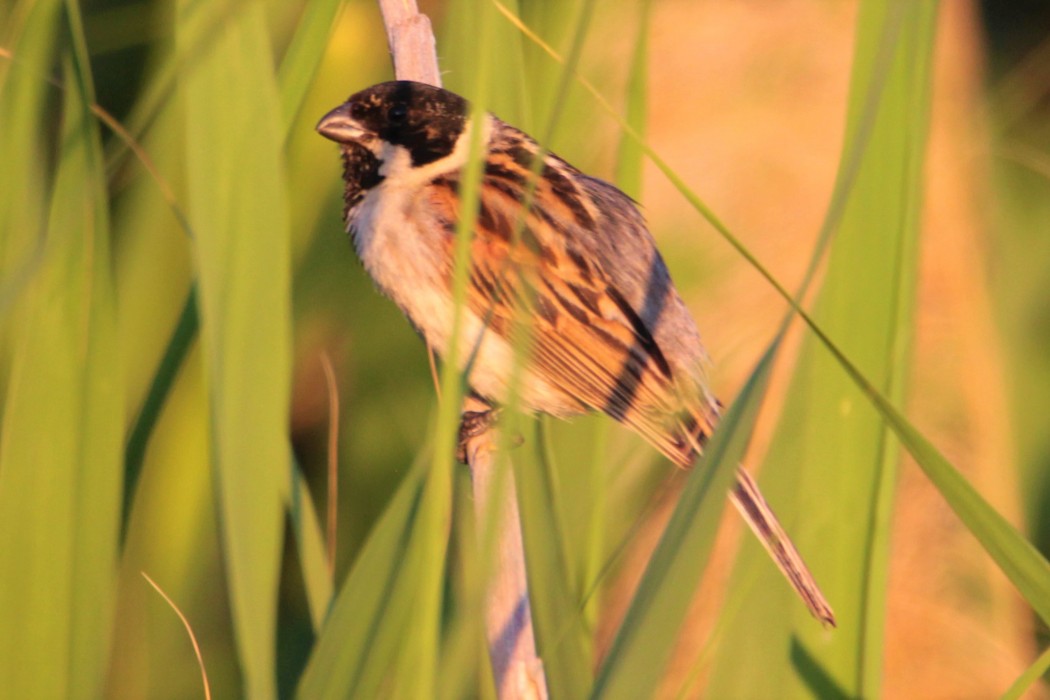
<box><xmin>1</xmin><ymin>0</ymin><xmax>1048</xmax><ymax>697</ymax></box>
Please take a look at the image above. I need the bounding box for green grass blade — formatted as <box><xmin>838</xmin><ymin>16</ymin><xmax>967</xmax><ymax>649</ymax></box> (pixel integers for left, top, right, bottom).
<box><xmin>277</xmin><ymin>0</ymin><xmax>344</xmax><ymax>135</ymax></box>
<box><xmin>705</xmin><ymin>2</ymin><xmax>936</xmax><ymax>696</ymax></box>
<box><xmin>392</xmin><ymin>4</ymin><xmax>498</xmax><ymax>697</ymax></box>
<box><xmin>856</xmin><ymin>4</ymin><xmax>935</xmax><ymax>691</ymax></box>
<box><xmin>757</xmin><ymin>291</ymin><xmax>1050</xmax><ymax>640</ymax></box>
<box><xmin>497</xmin><ymin>2</ymin><xmax>1049</xmax><ymax>693</ymax></box>
<box><xmin>590</xmin><ymin>343</ymin><xmax>778</xmax><ymax>700</ymax></box>
<box><xmin>395</xmin><ymin>452</ymin><xmax>456</xmax><ymax>700</ymax></box>
<box><xmin>514</xmin><ymin>430</ymin><xmax>593</xmax><ymax>699</ymax></box>
<box><xmin>122</xmin><ymin>0</ymin><xmax>335</xmax><ymax>538</ymax></box>
<box><xmin>0</xmin><ymin>8</ymin><xmax>123</xmax><ymax>695</ymax></box>
<box><xmin>288</xmin><ymin>456</ymin><xmax>334</xmax><ymax>632</ymax></box>
<box><xmin>528</xmin><ymin>23</ymin><xmax>661</xmax><ymax>673</ymax></box>
<box><xmin>122</xmin><ymin>284</ymin><xmax>198</xmax><ymax>540</ymax></box>
<box><xmin>177</xmin><ymin>2</ymin><xmax>292</xmax><ymax>696</ymax></box>
<box><xmin>0</xmin><ymin>2</ymin><xmax>55</xmax><ymax>322</ymax></box>
<box><xmin>442</xmin><ymin>0</ymin><xmax>528</xmax><ymax>125</ymax></box>
<box><xmin>583</xmin><ymin>0</ymin><xmax>650</xmax><ymax>656</ymax></box>
<box><xmin>1001</xmin><ymin>645</ymin><xmax>1050</xmax><ymax>700</ymax></box>
<box><xmin>295</xmin><ymin>462</ymin><xmax>427</xmax><ymax>698</ymax></box>
<box><xmin>613</xmin><ymin>0</ymin><xmax>650</xmax><ymax>199</ymax></box>
<box><xmin>874</xmin><ymin>388</ymin><xmax>1050</xmax><ymax>623</ymax></box>
<box><xmin>495</xmin><ymin>3</ymin><xmax>602</xmax><ymax>697</ymax></box>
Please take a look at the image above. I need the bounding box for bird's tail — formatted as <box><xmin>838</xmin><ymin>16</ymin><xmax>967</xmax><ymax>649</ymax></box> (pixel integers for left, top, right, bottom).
<box><xmin>729</xmin><ymin>468</ymin><xmax>836</xmax><ymax>626</ymax></box>
<box><xmin>661</xmin><ymin>406</ymin><xmax>836</xmax><ymax>627</ymax></box>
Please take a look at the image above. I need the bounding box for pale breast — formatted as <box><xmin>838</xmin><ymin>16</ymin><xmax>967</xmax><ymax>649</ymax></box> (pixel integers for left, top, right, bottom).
<box><xmin>348</xmin><ymin>179</ymin><xmax>584</xmax><ymax>418</ymax></box>
<box><xmin>350</xmin><ymin>181</ymin><xmax>447</xmax><ymax>319</ymax></box>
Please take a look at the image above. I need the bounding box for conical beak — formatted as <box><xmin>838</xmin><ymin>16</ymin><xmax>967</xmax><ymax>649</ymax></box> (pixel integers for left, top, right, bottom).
<box><xmin>316</xmin><ymin>104</ymin><xmax>367</xmax><ymax>144</ymax></box>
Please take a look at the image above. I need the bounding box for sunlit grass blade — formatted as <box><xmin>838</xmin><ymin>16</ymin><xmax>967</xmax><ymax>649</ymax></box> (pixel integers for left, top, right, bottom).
<box><xmin>122</xmin><ymin>284</ymin><xmax>197</xmax><ymax>539</ymax></box>
<box><xmin>434</xmin><ymin>469</ymin><xmax>490</xmax><ymax>700</ymax></box>
<box><xmin>514</xmin><ymin>429</ymin><xmax>593</xmax><ymax>699</ymax></box>
<box><xmin>705</xmin><ymin>2</ymin><xmax>935</xmax><ymax>696</ymax></box>
<box><xmin>867</xmin><ymin>382</ymin><xmax>1050</xmax><ymax>624</ymax></box>
<box><xmin>277</xmin><ymin>0</ymin><xmax>344</xmax><ymax>135</ymax></box>
<box><xmin>0</xmin><ymin>2</ymin><xmax>56</xmax><ymax>321</ymax></box>
<box><xmin>1001</xmin><ymin>644</ymin><xmax>1050</xmax><ymax>700</ymax></box>
<box><xmin>295</xmin><ymin>462</ymin><xmax>427</xmax><ymax>698</ymax></box>
<box><xmin>711</xmin><ymin>277</ymin><xmax>1050</xmax><ymax>680</ymax></box>
<box><xmin>590</xmin><ymin>344</ymin><xmax>777</xmax><ymax>699</ymax></box>
<box><xmin>122</xmin><ymin>0</ymin><xmax>340</xmax><ymax>540</ymax></box>
<box><xmin>613</xmin><ymin>0</ymin><xmax>649</xmax><ymax>199</ymax></box>
<box><xmin>441</xmin><ymin>0</ymin><xmax>527</xmax><ymax>124</ymax></box>
<box><xmin>498</xmin><ymin>0</ymin><xmax>1050</xmax><ymax>693</ymax></box>
<box><xmin>288</xmin><ymin>456</ymin><xmax>334</xmax><ymax>632</ymax></box>
<box><xmin>488</xmin><ymin>2</ymin><xmax>602</xmax><ymax>696</ymax></box>
<box><xmin>585</xmin><ymin>0</ymin><xmax>651</xmax><ymax>637</ymax></box>
<box><xmin>177</xmin><ymin>2</ymin><xmax>292</xmax><ymax>696</ymax></box>
<box><xmin>389</xmin><ymin>3</ymin><xmax>499</xmax><ymax>697</ymax></box>
<box><xmin>0</xmin><ymin>10</ymin><xmax>123</xmax><ymax>695</ymax></box>
<box><xmin>279</xmin><ymin>0</ymin><xmax>363</xmax><ymax>633</ymax></box>
<box><xmin>514</xmin><ymin>8</ymin><xmax>657</xmax><ymax>674</ymax></box>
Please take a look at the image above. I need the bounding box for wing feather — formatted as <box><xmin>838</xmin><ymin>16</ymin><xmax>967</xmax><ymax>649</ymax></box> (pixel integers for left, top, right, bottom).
<box><xmin>422</xmin><ymin>136</ymin><xmax>717</xmax><ymax>464</ymax></box>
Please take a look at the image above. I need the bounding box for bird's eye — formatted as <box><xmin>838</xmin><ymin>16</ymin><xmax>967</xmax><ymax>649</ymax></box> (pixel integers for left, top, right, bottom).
<box><xmin>388</xmin><ymin>104</ymin><xmax>408</xmax><ymax>124</ymax></box>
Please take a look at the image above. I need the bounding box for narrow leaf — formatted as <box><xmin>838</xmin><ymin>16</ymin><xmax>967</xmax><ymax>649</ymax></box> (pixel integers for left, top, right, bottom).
<box><xmin>706</xmin><ymin>2</ymin><xmax>936</xmax><ymax>696</ymax></box>
<box><xmin>591</xmin><ymin>344</ymin><xmax>778</xmax><ymax>699</ymax></box>
<box><xmin>0</xmin><ymin>9</ymin><xmax>123</xmax><ymax>696</ymax></box>
<box><xmin>288</xmin><ymin>457</ymin><xmax>334</xmax><ymax>632</ymax></box>
<box><xmin>613</xmin><ymin>0</ymin><xmax>650</xmax><ymax>199</ymax></box>
<box><xmin>295</xmin><ymin>463</ymin><xmax>426</xmax><ymax>698</ymax></box>
<box><xmin>277</xmin><ymin>0</ymin><xmax>344</xmax><ymax>134</ymax></box>
<box><xmin>1001</xmin><ymin>645</ymin><xmax>1050</xmax><ymax>700</ymax></box>
<box><xmin>177</xmin><ymin>3</ymin><xmax>292</xmax><ymax>696</ymax></box>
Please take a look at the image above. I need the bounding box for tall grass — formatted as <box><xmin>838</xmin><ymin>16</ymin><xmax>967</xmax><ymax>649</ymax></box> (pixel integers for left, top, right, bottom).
<box><xmin>0</xmin><ymin>0</ymin><xmax>1047</xmax><ymax>697</ymax></box>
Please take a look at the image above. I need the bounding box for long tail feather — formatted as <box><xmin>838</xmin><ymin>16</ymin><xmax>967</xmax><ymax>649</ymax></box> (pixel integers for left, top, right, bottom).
<box><xmin>731</xmin><ymin>468</ymin><xmax>836</xmax><ymax>627</ymax></box>
<box><xmin>605</xmin><ymin>389</ymin><xmax>834</xmax><ymax>625</ymax></box>
<box><xmin>665</xmin><ymin>408</ymin><xmax>836</xmax><ymax>627</ymax></box>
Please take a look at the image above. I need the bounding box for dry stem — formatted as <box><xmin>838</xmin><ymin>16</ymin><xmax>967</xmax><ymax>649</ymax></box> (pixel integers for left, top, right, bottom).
<box><xmin>461</xmin><ymin>396</ymin><xmax>548</xmax><ymax>700</ymax></box>
<box><xmin>374</xmin><ymin>2</ymin><xmax>548</xmax><ymax>697</ymax></box>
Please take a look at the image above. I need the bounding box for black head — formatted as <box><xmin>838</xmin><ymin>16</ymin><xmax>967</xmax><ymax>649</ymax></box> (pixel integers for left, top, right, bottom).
<box><xmin>316</xmin><ymin>81</ymin><xmax>470</xmax><ymax>167</ymax></box>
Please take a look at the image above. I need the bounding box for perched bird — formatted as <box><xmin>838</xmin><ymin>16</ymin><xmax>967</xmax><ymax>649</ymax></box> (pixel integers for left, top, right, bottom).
<box><xmin>317</xmin><ymin>80</ymin><xmax>834</xmax><ymax>626</ymax></box>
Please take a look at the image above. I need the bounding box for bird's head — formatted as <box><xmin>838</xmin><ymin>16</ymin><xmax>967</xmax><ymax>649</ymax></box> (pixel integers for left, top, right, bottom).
<box><xmin>316</xmin><ymin>80</ymin><xmax>470</xmax><ymax>171</ymax></box>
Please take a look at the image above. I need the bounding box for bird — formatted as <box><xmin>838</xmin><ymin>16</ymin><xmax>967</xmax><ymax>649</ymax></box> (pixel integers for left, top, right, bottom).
<box><xmin>317</xmin><ymin>80</ymin><xmax>834</xmax><ymax>626</ymax></box>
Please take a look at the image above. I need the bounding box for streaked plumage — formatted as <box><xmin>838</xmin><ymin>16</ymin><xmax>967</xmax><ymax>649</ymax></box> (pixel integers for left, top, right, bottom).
<box><xmin>317</xmin><ymin>80</ymin><xmax>833</xmax><ymax>625</ymax></box>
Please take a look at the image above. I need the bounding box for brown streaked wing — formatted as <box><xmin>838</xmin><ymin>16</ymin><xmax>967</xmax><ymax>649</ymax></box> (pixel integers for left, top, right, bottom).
<box><xmin>422</xmin><ymin>157</ymin><xmax>701</xmax><ymax>460</ymax></box>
